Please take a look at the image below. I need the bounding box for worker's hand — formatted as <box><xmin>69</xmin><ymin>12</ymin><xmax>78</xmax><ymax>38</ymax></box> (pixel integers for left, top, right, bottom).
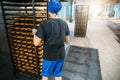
<box><xmin>32</xmin><ymin>28</ymin><xmax>37</xmax><ymax>35</ymax></box>
<box><xmin>48</xmin><ymin>0</ymin><xmax>50</xmax><ymax>2</ymax></box>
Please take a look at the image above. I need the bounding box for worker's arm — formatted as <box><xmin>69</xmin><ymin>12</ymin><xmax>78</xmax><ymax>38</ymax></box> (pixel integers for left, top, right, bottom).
<box><xmin>65</xmin><ymin>35</ymin><xmax>70</xmax><ymax>43</ymax></box>
<box><xmin>33</xmin><ymin>35</ymin><xmax>42</xmax><ymax>46</ymax></box>
<box><xmin>65</xmin><ymin>23</ymin><xmax>70</xmax><ymax>43</ymax></box>
<box><xmin>32</xmin><ymin>29</ymin><xmax>42</xmax><ymax>46</ymax></box>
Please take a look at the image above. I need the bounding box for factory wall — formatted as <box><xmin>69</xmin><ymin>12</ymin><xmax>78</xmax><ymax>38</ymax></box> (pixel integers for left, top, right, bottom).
<box><xmin>114</xmin><ymin>2</ymin><xmax>120</xmax><ymax>18</ymax></box>
<box><xmin>103</xmin><ymin>2</ymin><xmax>120</xmax><ymax>19</ymax></box>
<box><xmin>58</xmin><ymin>2</ymin><xmax>73</xmax><ymax>19</ymax></box>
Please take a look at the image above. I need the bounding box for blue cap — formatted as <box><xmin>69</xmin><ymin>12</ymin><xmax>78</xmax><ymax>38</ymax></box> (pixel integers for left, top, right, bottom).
<box><xmin>48</xmin><ymin>0</ymin><xmax>62</xmax><ymax>14</ymax></box>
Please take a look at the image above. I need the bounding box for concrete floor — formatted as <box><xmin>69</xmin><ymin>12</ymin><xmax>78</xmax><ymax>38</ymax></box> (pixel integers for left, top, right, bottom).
<box><xmin>72</xmin><ymin>19</ymin><xmax>120</xmax><ymax>80</ymax></box>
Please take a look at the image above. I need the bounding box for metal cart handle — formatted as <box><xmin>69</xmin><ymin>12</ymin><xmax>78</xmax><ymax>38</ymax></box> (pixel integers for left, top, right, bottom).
<box><xmin>34</xmin><ymin>46</ymin><xmax>40</xmax><ymax>80</ymax></box>
<box><xmin>32</xmin><ymin>0</ymin><xmax>40</xmax><ymax>79</ymax></box>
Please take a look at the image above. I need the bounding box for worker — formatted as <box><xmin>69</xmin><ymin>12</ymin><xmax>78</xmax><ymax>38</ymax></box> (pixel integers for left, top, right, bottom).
<box><xmin>32</xmin><ymin>0</ymin><xmax>70</xmax><ymax>80</ymax></box>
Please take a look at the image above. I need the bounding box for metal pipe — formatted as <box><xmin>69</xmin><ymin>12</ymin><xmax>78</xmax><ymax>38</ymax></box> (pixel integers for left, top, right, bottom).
<box><xmin>34</xmin><ymin>46</ymin><xmax>40</xmax><ymax>80</ymax></box>
<box><xmin>32</xmin><ymin>0</ymin><xmax>36</xmax><ymax>29</ymax></box>
<box><xmin>32</xmin><ymin>0</ymin><xmax>40</xmax><ymax>80</ymax></box>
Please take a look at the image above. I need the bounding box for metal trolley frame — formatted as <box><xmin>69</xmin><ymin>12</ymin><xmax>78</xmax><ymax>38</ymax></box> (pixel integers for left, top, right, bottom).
<box><xmin>1</xmin><ymin>0</ymin><xmax>48</xmax><ymax>79</ymax></box>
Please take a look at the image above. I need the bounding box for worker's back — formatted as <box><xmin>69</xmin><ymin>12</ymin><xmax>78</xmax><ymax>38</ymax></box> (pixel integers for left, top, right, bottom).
<box><xmin>36</xmin><ymin>18</ymin><xmax>70</xmax><ymax>60</ymax></box>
